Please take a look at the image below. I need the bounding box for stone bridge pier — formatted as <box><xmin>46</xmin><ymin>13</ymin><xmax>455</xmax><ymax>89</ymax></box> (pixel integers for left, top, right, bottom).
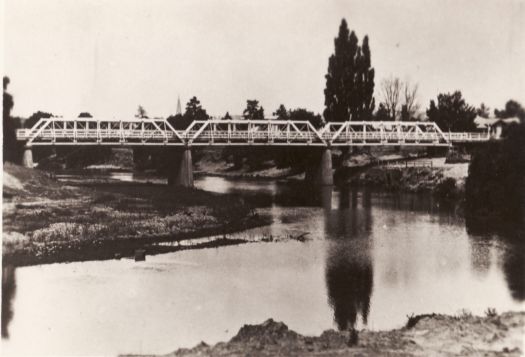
<box><xmin>168</xmin><ymin>147</ymin><xmax>194</xmax><ymax>188</ymax></box>
<box><xmin>305</xmin><ymin>147</ymin><xmax>334</xmax><ymax>186</ymax></box>
<box><xmin>169</xmin><ymin>146</ymin><xmax>333</xmax><ymax>189</ymax></box>
<box><xmin>22</xmin><ymin>145</ymin><xmax>34</xmax><ymax>168</ymax></box>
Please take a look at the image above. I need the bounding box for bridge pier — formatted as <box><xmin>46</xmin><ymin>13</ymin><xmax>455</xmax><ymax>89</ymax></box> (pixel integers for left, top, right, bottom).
<box><xmin>22</xmin><ymin>146</ymin><xmax>33</xmax><ymax>168</ymax></box>
<box><xmin>305</xmin><ymin>147</ymin><xmax>333</xmax><ymax>186</ymax></box>
<box><xmin>169</xmin><ymin>147</ymin><xmax>194</xmax><ymax>188</ymax></box>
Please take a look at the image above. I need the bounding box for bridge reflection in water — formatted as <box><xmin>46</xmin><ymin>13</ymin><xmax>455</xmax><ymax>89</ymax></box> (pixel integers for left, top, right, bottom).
<box><xmin>16</xmin><ymin>118</ymin><xmax>493</xmax><ymax>187</ymax></box>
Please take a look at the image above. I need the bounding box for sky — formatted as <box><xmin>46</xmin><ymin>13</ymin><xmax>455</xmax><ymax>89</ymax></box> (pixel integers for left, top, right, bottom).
<box><xmin>3</xmin><ymin>0</ymin><xmax>525</xmax><ymax>119</ymax></box>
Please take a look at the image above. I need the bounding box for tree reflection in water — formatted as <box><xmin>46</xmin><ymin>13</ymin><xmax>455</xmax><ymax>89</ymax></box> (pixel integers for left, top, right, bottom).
<box><xmin>2</xmin><ymin>265</ymin><xmax>16</xmax><ymax>339</ymax></box>
<box><xmin>324</xmin><ymin>187</ymin><xmax>373</xmax><ymax>330</ymax></box>
<box><xmin>466</xmin><ymin>216</ymin><xmax>525</xmax><ymax>302</ymax></box>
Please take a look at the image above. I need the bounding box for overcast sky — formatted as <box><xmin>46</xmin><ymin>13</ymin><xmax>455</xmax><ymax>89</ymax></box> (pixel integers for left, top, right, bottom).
<box><xmin>3</xmin><ymin>0</ymin><xmax>525</xmax><ymax>119</ymax></box>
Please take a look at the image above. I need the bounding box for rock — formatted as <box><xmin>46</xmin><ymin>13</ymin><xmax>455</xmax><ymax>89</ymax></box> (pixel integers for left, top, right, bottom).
<box><xmin>134</xmin><ymin>249</ymin><xmax>146</xmax><ymax>261</ymax></box>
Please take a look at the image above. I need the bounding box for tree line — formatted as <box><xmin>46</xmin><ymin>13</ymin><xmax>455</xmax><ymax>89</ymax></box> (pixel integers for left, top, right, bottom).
<box><xmin>3</xmin><ymin>18</ymin><xmax>525</xmax><ymax>167</ymax></box>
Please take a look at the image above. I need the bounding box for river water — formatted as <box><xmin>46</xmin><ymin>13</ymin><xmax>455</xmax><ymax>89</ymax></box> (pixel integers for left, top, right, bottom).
<box><xmin>2</xmin><ymin>175</ymin><xmax>524</xmax><ymax>356</ymax></box>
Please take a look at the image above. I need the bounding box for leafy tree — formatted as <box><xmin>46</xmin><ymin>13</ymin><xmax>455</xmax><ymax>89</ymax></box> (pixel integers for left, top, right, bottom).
<box><xmin>25</xmin><ymin>111</ymin><xmax>53</xmax><ymax>129</ymax></box>
<box><xmin>374</xmin><ymin>103</ymin><xmax>390</xmax><ymax>121</ymax></box>
<box><xmin>3</xmin><ymin>76</ymin><xmax>18</xmax><ymax>163</ymax></box>
<box><xmin>289</xmin><ymin>108</ymin><xmax>323</xmax><ymax>128</ymax></box>
<box><xmin>466</xmin><ymin>122</ymin><xmax>525</xmax><ymax>224</ymax></box>
<box><xmin>184</xmin><ymin>96</ymin><xmax>209</xmax><ymax>121</ymax></box>
<box><xmin>135</xmin><ymin>105</ymin><xmax>148</xmax><ymax>119</ymax></box>
<box><xmin>426</xmin><ymin>91</ymin><xmax>477</xmax><ymax>131</ymax></box>
<box><xmin>78</xmin><ymin>112</ymin><xmax>93</xmax><ymax>118</ymax></box>
<box><xmin>324</xmin><ymin>19</ymin><xmax>375</xmax><ymax>122</ymax></box>
<box><xmin>166</xmin><ymin>113</ymin><xmax>185</xmax><ymax>130</ymax></box>
<box><xmin>495</xmin><ymin>100</ymin><xmax>525</xmax><ymax>122</ymax></box>
<box><xmin>3</xmin><ymin>77</ymin><xmax>13</xmax><ymax>121</ymax></box>
<box><xmin>167</xmin><ymin>96</ymin><xmax>209</xmax><ymax>130</ymax></box>
<box><xmin>477</xmin><ymin>103</ymin><xmax>490</xmax><ymax>118</ymax></box>
<box><xmin>400</xmin><ymin>105</ymin><xmax>410</xmax><ymax>121</ymax></box>
<box><xmin>243</xmin><ymin>100</ymin><xmax>264</xmax><ymax>119</ymax></box>
<box><xmin>273</xmin><ymin>104</ymin><xmax>289</xmax><ymax>120</ymax></box>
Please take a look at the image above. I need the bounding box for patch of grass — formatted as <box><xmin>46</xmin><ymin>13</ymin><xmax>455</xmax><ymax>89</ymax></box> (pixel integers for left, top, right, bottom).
<box><xmin>91</xmin><ymin>193</ymin><xmax>117</xmax><ymax>204</ymax></box>
<box><xmin>485</xmin><ymin>307</ymin><xmax>497</xmax><ymax>318</ymax></box>
<box><xmin>405</xmin><ymin>313</ymin><xmax>437</xmax><ymax>329</ymax></box>
<box><xmin>455</xmin><ymin>309</ymin><xmax>473</xmax><ymax>320</ymax></box>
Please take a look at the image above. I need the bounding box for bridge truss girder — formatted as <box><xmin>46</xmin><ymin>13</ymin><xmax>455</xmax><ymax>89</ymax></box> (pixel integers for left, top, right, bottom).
<box><xmin>16</xmin><ymin>118</ymin><xmax>490</xmax><ymax>147</ymax></box>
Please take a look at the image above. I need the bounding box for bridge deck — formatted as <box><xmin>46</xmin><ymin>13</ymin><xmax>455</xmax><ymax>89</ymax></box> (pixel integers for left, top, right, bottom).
<box><xmin>16</xmin><ymin>118</ymin><xmax>491</xmax><ymax>147</ymax></box>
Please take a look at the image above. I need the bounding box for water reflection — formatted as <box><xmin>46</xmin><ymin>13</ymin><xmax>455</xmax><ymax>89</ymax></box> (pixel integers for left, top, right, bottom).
<box><xmin>4</xmin><ymin>176</ymin><xmax>524</xmax><ymax>355</ymax></box>
<box><xmin>1</xmin><ymin>265</ymin><xmax>16</xmax><ymax>339</ymax></box>
<box><xmin>466</xmin><ymin>217</ymin><xmax>525</xmax><ymax>302</ymax></box>
<box><xmin>325</xmin><ymin>241</ymin><xmax>373</xmax><ymax>330</ymax></box>
<box><xmin>325</xmin><ymin>188</ymin><xmax>373</xmax><ymax>330</ymax></box>
<box><xmin>503</xmin><ymin>245</ymin><xmax>525</xmax><ymax>301</ymax></box>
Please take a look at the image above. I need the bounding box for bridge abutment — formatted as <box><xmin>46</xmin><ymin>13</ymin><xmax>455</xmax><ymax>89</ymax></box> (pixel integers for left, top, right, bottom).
<box><xmin>305</xmin><ymin>147</ymin><xmax>333</xmax><ymax>186</ymax></box>
<box><xmin>169</xmin><ymin>147</ymin><xmax>194</xmax><ymax>188</ymax></box>
<box><xmin>22</xmin><ymin>146</ymin><xmax>33</xmax><ymax>168</ymax></box>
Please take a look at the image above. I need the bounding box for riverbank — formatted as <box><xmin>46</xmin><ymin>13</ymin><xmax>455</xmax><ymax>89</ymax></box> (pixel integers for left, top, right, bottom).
<box><xmin>198</xmin><ymin>149</ymin><xmax>468</xmax><ymax>198</ymax></box>
<box><xmin>348</xmin><ymin>157</ymin><xmax>469</xmax><ymax>195</ymax></box>
<box><xmin>2</xmin><ymin>163</ymin><xmax>270</xmax><ymax>266</ymax></box>
<box><xmin>125</xmin><ymin>311</ymin><xmax>524</xmax><ymax>356</ymax></box>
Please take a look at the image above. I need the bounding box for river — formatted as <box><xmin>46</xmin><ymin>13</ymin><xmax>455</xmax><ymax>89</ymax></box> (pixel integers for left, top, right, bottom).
<box><xmin>2</xmin><ymin>175</ymin><xmax>524</xmax><ymax>356</ymax></box>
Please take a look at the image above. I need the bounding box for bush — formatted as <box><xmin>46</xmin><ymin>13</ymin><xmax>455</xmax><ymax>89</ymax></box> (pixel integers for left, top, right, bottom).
<box><xmin>434</xmin><ymin>177</ymin><xmax>458</xmax><ymax>200</ymax></box>
<box><xmin>465</xmin><ymin>123</ymin><xmax>525</xmax><ymax>223</ymax></box>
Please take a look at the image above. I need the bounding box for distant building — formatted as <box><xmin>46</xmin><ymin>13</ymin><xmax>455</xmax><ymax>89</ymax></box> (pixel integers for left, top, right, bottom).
<box><xmin>474</xmin><ymin>116</ymin><xmax>520</xmax><ymax>139</ymax></box>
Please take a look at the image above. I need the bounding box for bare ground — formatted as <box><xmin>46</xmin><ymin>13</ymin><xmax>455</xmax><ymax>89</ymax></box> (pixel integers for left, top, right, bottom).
<box><xmin>123</xmin><ymin>311</ymin><xmax>524</xmax><ymax>357</ymax></box>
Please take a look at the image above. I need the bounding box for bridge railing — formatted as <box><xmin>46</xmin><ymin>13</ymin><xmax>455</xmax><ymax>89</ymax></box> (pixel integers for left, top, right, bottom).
<box><xmin>443</xmin><ymin>132</ymin><xmax>490</xmax><ymax>142</ymax></box>
<box><xmin>16</xmin><ymin>118</ymin><xmax>492</xmax><ymax>146</ymax></box>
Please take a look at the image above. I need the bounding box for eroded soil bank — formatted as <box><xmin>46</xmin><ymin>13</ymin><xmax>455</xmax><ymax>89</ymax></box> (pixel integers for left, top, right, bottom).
<box><xmin>124</xmin><ymin>311</ymin><xmax>524</xmax><ymax>357</ymax></box>
<box><xmin>2</xmin><ymin>163</ymin><xmax>269</xmax><ymax>266</ymax></box>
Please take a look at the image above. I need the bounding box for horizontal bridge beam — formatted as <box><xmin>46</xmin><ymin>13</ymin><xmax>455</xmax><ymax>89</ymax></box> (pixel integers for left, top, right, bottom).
<box><xmin>16</xmin><ymin>118</ymin><xmax>491</xmax><ymax>147</ymax></box>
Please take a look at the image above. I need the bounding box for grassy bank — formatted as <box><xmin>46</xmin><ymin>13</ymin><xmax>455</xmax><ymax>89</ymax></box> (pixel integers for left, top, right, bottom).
<box><xmin>123</xmin><ymin>311</ymin><xmax>524</xmax><ymax>356</ymax></box>
<box><xmin>2</xmin><ymin>163</ymin><xmax>270</xmax><ymax>266</ymax></box>
<box><xmin>340</xmin><ymin>158</ymin><xmax>468</xmax><ymax>202</ymax></box>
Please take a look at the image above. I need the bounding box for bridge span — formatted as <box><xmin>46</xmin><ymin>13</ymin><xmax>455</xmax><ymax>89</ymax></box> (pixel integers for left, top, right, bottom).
<box><xmin>17</xmin><ymin>118</ymin><xmax>491</xmax><ymax>187</ymax></box>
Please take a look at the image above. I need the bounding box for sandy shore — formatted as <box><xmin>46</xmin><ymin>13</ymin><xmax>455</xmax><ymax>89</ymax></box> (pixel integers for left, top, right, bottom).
<box><xmin>123</xmin><ymin>311</ymin><xmax>524</xmax><ymax>356</ymax></box>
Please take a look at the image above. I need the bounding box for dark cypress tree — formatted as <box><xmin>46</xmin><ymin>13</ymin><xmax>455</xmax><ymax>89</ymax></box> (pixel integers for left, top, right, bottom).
<box><xmin>324</xmin><ymin>19</ymin><xmax>375</xmax><ymax>123</ymax></box>
<box><xmin>360</xmin><ymin>36</ymin><xmax>375</xmax><ymax>120</ymax></box>
<box><xmin>346</xmin><ymin>31</ymin><xmax>359</xmax><ymax>120</ymax></box>
<box><xmin>324</xmin><ymin>19</ymin><xmax>351</xmax><ymax>122</ymax></box>
<box><xmin>273</xmin><ymin>104</ymin><xmax>289</xmax><ymax>120</ymax></box>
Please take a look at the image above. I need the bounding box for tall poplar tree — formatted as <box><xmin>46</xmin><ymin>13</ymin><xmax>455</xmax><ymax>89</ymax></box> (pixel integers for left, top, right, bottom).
<box><xmin>358</xmin><ymin>36</ymin><xmax>375</xmax><ymax>119</ymax></box>
<box><xmin>324</xmin><ymin>19</ymin><xmax>375</xmax><ymax>122</ymax></box>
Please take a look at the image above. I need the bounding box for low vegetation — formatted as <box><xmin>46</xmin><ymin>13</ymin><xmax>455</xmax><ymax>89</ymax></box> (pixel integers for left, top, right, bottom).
<box><xmin>2</xmin><ymin>163</ymin><xmax>268</xmax><ymax>266</ymax></box>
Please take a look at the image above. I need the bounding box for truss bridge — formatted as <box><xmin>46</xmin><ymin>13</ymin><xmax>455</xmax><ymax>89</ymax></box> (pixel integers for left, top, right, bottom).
<box><xmin>16</xmin><ymin>118</ymin><xmax>491</xmax><ymax>187</ymax></box>
<box><xmin>17</xmin><ymin>118</ymin><xmax>489</xmax><ymax>147</ymax></box>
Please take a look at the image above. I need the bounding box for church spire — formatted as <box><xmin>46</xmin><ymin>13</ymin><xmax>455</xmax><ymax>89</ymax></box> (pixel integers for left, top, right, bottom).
<box><xmin>176</xmin><ymin>95</ymin><xmax>182</xmax><ymax>115</ymax></box>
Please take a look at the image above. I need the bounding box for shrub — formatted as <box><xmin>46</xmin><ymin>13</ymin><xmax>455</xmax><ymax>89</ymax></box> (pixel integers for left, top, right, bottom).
<box><xmin>434</xmin><ymin>177</ymin><xmax>458</xmax><ymax>200</ymax></box>
<box><xmin>465</xmin><ymin>123</ymin><xmax>525</xmax><ymax>223</ymax></box>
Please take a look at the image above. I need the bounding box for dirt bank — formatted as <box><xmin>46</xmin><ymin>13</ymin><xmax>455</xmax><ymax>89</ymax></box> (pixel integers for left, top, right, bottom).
<box><xmin>123</xmin><ymin>311</ymin><xmax>524</xmax><ymax>357</ymax></box>
<box><xmin>2</xmin><ymin>163</ymin><xmax>270</xmax><ymax>266</ymax></box>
